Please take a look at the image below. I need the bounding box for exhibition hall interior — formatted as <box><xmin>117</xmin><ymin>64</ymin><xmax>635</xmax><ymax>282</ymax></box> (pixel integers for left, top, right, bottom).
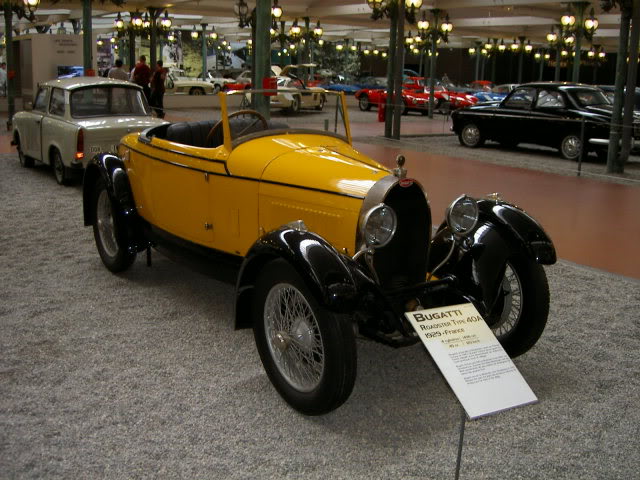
<box><xmin>1</xmin><ymin>1</ymin><xmax>639</xmax><ymax>479</ymax></box>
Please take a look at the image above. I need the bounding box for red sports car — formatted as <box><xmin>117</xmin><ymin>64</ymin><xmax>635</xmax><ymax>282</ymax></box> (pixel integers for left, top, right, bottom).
<box><xmin>356</xmin><ymin>76</ymin><xmax>477</xmax><ymax>113</ymax></box>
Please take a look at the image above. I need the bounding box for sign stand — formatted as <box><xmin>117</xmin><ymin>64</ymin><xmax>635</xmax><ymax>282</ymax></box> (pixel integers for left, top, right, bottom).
<box><xmin>405</xmin><ymin>303</ymin><xmax>540</xmax><ymax>479</ymax></box>
<box><xmin>454</xmin><ymin>407</ymin><xmax>467</xmax><ymax>480</ymax></box>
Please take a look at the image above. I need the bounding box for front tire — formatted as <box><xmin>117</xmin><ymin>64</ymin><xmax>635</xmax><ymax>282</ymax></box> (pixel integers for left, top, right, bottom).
<box><xmin>315</xmin><ymin>95</ymin><xmax>325</xmax><ymax>111</ymax></box>
<box><xmin>92</xmin><ymin>178</ymin><xmax>136</xmax><ymax>273</ymax></box>
<box><xmin>486</xmin><ymin>254</ymin><xmax>550</xmax><ymax>358</ymax></box>
<box><xmin>560</xmin><ymin>133</ymin><xmax>582</xmax><ymax>161</ymax></box>
<box><xmin>459</xmin><ymin>123</ymin><xmax>485</xmax><ymax>148</ymax></box>
<box><xmin>252</xmin><ymin>259</ymin><xmax>357</xmax><ymax>415</ymax></box>
<box><xmin>189</xmin><ymin>87</ymin><xmax>205</xmax><ymax>95</ymax></box>
<box><xmin>358</xmin><ymin>95</ymin><xmax>371</xmax><ymax>111</ymax></box>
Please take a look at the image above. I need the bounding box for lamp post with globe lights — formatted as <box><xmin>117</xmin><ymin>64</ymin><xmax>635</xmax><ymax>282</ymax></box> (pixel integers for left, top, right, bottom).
<box><xmin>366</xmin><ymin>0</ymin><xmax>425</xmax><ymax>139</ymax></box>
<box><xmin>559</xmin><ymin>2</ymin><xmax>599</xmax><ymax>82</ymax></box>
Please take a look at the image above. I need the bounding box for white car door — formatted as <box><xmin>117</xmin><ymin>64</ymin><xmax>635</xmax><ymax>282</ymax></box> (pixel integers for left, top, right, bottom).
<box><xmin>23</xmin><ymin>87</ymin><xmax>49</xmax><ymax>160</ymax></box>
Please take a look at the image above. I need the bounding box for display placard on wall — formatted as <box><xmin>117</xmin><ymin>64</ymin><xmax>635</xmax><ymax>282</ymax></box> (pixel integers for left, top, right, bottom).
<box><xmin>405</xmin><ymin>303</ymin><xmax>537</xmax><ymax>420</ymax></box>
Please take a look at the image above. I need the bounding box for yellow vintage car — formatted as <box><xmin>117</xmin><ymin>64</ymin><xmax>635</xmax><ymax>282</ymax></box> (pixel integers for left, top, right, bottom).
<box><xmin>83</xmin><ymin>91</ymin><xmax>556</xmax><ymax>415</ymax></box>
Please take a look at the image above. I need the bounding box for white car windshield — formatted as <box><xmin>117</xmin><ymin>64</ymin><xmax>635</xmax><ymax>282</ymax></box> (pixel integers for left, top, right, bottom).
<box><xmin>70</xmin><ymin>86</ymin><xmax>149</xmax><ymax>118</ymax></box>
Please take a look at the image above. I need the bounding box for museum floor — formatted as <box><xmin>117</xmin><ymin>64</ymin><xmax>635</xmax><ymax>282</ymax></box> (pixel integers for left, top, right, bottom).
<box><xmin>2</xmin><ymin>107</ymin><xmax>639</xmax><ymax>479</ymax></box>
<box><xmin>4</xmin><ymin>105</ymin><xmax>636</xmax><ymax>279</ymax></box>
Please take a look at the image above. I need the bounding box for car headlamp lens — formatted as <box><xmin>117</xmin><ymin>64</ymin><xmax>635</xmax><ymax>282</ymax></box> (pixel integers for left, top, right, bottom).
<box><xmin>362</xmin><ymin>204</ymin><xmax>397</xmax><ymax>248</ymax></box>
<box><xmin>446</xmin><ymin>195</ymin><xmax>479</xmax><ymax>236</ymax></box>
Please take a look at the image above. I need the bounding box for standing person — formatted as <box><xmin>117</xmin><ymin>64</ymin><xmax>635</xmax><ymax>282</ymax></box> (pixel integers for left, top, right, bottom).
<box><xmin>149</xmin><ymin>60</ymin><xmax>168</xmax><ymax>119</ymax></box>
<box><xmin>107</xmin><ymin>59</ymin><xmax>129</xmax><ymax>81</ymax></box>
<box><xmin>131</xmin><ymin>55</ymin><xmax>152</xmax><ymax>103</ymax></box>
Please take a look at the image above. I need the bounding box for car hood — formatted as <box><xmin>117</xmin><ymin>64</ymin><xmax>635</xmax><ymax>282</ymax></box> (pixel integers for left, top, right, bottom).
<box><xmin>229</xmin><ymin>135</ymin><xmax>388</xmax><ymax>199</ymax></box>
<box><xmin>261</xmin><ymin>146</ymin><xmax>388</xmax><ymax>198</ymax></box>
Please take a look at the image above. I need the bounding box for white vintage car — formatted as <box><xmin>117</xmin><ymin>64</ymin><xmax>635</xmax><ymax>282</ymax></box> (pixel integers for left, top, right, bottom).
<box><xmin>270</xmin><ymin>76</ymin><xmax>327</xmax><ymax>113</ymax></box>
<box><xmin>202</xmin><ymin>71</ymin><xmax>235</xmax><ymax>93</ymax></box>
<box><xmin>12</xmin><ymin>77</ymin><xmax>166</xmax><ymax>185</ymax></box>
<box><xmin>165</xmin><ymin>72</ymin><xmax>216</xmax><ymax>95</ymax></box>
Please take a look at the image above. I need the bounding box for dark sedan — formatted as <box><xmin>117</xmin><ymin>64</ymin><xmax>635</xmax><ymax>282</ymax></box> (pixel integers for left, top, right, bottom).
<box><xmin>451</xmin><ymin>82</ymin><xmax>640</xmax><ymax>161</ymax></box>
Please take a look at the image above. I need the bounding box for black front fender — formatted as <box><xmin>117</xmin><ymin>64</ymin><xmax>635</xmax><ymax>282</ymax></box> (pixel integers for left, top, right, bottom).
<box><xmin>430</xmin><ymin>199</ymin><xmax>556</xmax><ymax>316</ymax></box>
<box><xmin>234</xmin><ymin>227</ymin><xmax>362</xmax><ymax>330</ymax></box>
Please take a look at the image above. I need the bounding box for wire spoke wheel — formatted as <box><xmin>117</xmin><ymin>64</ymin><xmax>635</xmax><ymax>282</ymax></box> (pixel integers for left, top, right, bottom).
<box><xmin>486</xmin><ymin>255</ymin><xmax>550</xmax><ymax>358</ymax></box>
<box><xmin>264</xmin><ymin>284</ymin><xmax>325</xmax><ymax>392</ymax></box>
<box><xmin>91</xmin><ymin>178</ymin><xmax>136</xmax><ymax>273</ymax></box>
<box><xmin>96</xmin><ymin>189</ymin><xmax>119</xmax><ymax>259</ymax></box>
<box><xmin>491</xmin><ymin>263</ymin><xmax>523</xmax><ymax>339</ymax></box>
<box><xmin>252</xmin><ymin>259</ymin><xmax>357</xmax><ymax>415</ymax></box>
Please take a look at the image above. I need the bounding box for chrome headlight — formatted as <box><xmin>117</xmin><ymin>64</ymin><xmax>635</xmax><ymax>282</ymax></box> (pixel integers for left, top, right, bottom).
<box><xmin>446</xmin><ymin>195</ymin><xmax>479</xmax><ymax>236</ymax></box>
<box><xmin>361</xmin><ymin>204</ymin><xmax>397</xmax><ymax>248</ymax></box>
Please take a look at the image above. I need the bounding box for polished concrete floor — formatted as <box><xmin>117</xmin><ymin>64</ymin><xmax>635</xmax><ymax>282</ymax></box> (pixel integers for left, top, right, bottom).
<box><xmin>2</xmin><ymin>107</ymin><xmax>639</xmax><ymax>280</ymax></box>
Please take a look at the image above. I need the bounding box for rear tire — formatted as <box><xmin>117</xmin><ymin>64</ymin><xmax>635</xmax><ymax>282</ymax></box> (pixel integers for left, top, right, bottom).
<box><xmin>315</xmin><ymin>95</ymin><xmax>325</xmax><ymax>111</ymax></box>
<box><xmin>459</xmin><ymin>123</ymin><xmax>485</xmax><ymax>148</ymax></box>
<box><xmin>52</xmin><ymin>149</ymin><xmax>71</xmax><ymax>185</ymax></box>
<box><xmin>92</xmin><ymin>178</ymin><xmax>136</xmax><ymax>273</ymax></box>
<box><xmin>189</xmin><ymin>87</ymin><xmax>205</xmax><ymax>95</ymax></box>
<box><xmin>252</xmin><ymin>259</ymin><xmax>357</xmax><ymax>415</ymax></box>
<box><xmin>560</xmin><ymin>134</ymin><xmax>582</xmax><ymax>161</ymax></box>
<box><xmin>16</xmin><ymin>135</ymin><xmax>34</xmax><ymax>168</ymax></box>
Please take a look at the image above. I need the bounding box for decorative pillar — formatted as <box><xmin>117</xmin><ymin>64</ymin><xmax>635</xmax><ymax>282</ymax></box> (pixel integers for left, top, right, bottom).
<box><xmin>571</xmin><ymin>2</ymin><xmax>588</xmax><ymax>82</ymax></box>
<box><xmin>128</xmin><ymin>17</ymin><xmax>136</xmax><ymax>69</ymax></box>
<box><xmin>82</xmin><ymin>0</ymin><xmax>92</xmax><ymax>74</ymax></box>
<box><xmin>606</xmin><ymin>6</ymin><xmax>631</xmax><ymax>173</ymax></box>
<box><xmin>4</xmin><ymin>0</ymin><xmax>14</xmax><ymax>129</ymax></box>
<box><xmin>517</xmin><ymin>36</ymin><xmax>525</xmax><ymax>83</ymax></box>
<box><xmin>391</xmin><ymin>0</ymin><xmax>405</xmax><ymax>139</ymax></box>
<box><xmin>254</xmin><ymin>0</ymin><xmax>271</xmax><ymax>119</ymax></box>
<box><xmin>384</xmin><ymin>9</ymin><xmax>398</xmax><ymax>139</ymax></box>
<box><xmin>619</xmin><ymin>0</ymin><xmax>640</xmax><ymax>164</ymax></box>
<box><xmin>201</xmin><ymin>24</ymin><xmax>207</xmax><ymax>80</ymax></box>
<box><xmin>148</xmin><ymin>8</ymin><xmax>160</xmax><ymax>68</ymax></box>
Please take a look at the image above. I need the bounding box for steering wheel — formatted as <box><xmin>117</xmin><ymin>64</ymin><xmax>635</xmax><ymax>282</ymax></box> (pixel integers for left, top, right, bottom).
<box><xmin>205</xmin><ymin>109</ymin><xmax>268</xmax><ymax>147</ymax></box>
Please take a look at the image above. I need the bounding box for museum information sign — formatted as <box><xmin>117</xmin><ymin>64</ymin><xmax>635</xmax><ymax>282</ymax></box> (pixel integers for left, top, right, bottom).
<box><xmin>405</xmin><ymin>303</ymin><xmax>537</xmax><ymax>419</ymax></box>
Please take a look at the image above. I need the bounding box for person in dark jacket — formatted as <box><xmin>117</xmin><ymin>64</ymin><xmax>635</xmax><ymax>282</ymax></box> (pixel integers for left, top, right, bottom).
<box><xmin>131</xmin><ymin>55</ymin><xmax>152</xmax><ymax>103</ymax></box>
<box><xmin>149</xmin><ymin>60</ymin><xmax>168</xmax><ymax>119</ymax></box>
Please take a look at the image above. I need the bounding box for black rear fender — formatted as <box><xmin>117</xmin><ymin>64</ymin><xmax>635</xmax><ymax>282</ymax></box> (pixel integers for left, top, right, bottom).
<box><xmin>83</xmin><ymin>153</ymin><xmax>136</xmax><ymax>226</ymax></box>
<box><xmin>234</xmin><ymin>227</ymin><xmax>362</xmax><ymax>330</ymax></box>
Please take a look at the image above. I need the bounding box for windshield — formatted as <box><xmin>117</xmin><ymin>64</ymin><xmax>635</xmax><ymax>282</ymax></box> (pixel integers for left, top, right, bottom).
<box><xmin>70</xmin><ymin>86</ymin><xmax>149</xmax><ymax>118</ymax></box>
<box><xmin>569</xmin><ymin>88</ymin><xmax>610</xmax><ymax>107</ymax></box>
<box><xmin>226</xmin><ymin>89</ymin><xmax>351</xmax><ymax>143</ymax></box>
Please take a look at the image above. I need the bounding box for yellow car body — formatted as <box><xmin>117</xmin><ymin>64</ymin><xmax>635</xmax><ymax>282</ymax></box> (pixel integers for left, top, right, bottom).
<box><xmin>83</xmin><ymin>90</ymin><xmax>555</xmax><ymax>415</ymax></box>
<box><xmin>120</xmin><ymin>95</ymin><xmax>378</xmax><ymax>256</ymax></box>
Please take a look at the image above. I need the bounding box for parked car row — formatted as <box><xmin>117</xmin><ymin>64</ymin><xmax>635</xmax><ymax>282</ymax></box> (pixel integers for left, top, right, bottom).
<box><xmin>355</xmin><ymin>77</ymin><xmax>478</xmax><ymax>115</ymax></box>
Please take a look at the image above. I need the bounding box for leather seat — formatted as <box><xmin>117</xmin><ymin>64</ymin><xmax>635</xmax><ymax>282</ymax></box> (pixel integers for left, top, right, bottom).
<box><xmin>164</xmin><ymin>118</ymin><xmax>289</xmax><ymax>148</ymax></box>
<box><xmin>165</xmin><ymin>120</ymin><xmax>220</xmax><ymax>148</ymax></box>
